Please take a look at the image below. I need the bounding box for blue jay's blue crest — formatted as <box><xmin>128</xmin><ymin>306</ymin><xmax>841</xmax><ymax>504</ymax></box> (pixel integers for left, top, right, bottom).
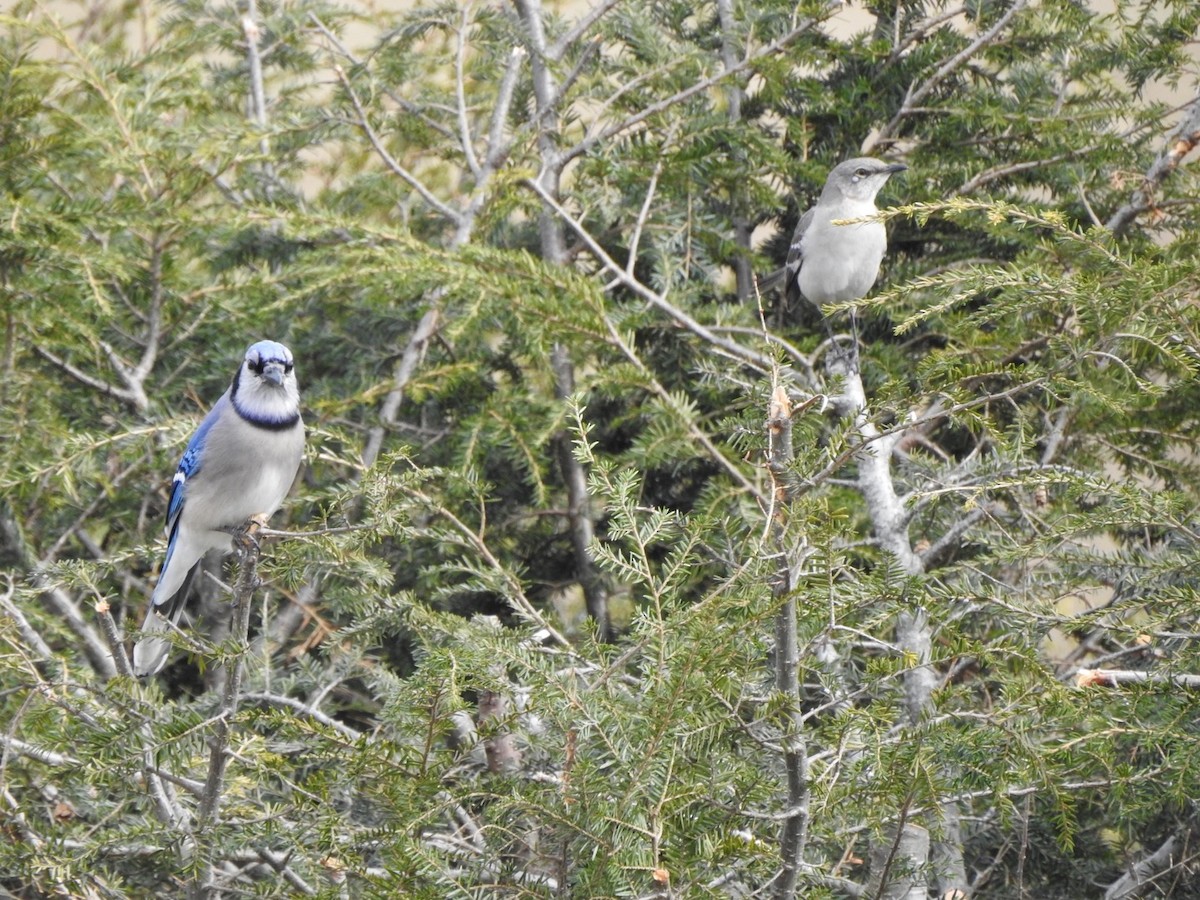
<box><xmin>133</xmin><ymin>340</ymin><xmax>305</xmax><ymax>678</ymax></box>
<box><xmin>244</xmin><ymin>340</ymin><xmax>294</xmax><ymax>378</ymax></box>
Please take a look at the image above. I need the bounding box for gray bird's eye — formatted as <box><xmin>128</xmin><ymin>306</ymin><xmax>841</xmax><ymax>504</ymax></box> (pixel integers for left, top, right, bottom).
<box><xmin>855</xmin><ymin>168</ymin><xmax>869</xmax><ymax>178</ymax></box>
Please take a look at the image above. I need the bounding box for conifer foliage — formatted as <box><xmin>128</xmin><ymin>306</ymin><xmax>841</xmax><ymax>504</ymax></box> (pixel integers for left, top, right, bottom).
<box><xmin>3</xmin><ymin>0</ymin><xmax>1200</xmax><ymax>896</ymax></box>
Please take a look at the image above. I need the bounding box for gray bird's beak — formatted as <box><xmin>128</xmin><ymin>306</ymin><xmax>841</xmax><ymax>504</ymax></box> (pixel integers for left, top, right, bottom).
<box><xmin>885</xmin><ymin>163</ymin><xmax>908</xmax><ymax>174</ymax></box>
<box><xmin>262</xmin><ymin>362</ymin><xmax>286</xmax><ymax>385</ymax></box>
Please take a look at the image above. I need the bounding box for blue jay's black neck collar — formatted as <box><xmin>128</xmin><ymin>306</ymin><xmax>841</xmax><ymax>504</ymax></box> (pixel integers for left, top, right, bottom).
<box><xmin>230</xmin><ymin>365</ymin><xmax>302</xmax><ymax>431</ymax></box>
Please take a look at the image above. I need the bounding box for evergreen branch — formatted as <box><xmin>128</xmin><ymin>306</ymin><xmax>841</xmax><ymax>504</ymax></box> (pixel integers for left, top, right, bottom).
<box><xmin>307</xmin><ymin>12</ymin><xmax>456</xmax><ymax>142</ymax></box>
<box><xmin>547</xmin><ymin>0</ymin><xmax>622</xmax><ymax>61</ymax></box>
<box><xmin>516</xmin><ymin>0</ymin><xmax>609</xmax><ymax>639</ymax></box>
<box><xmin>400</xmin><ymin>484</ymin><xmax>571</xmax><ymax>648</ymax></box>
<box><xmin>522</xmin><ymin>176</ymin><xmax>776</xmax><ymax>374</ymax></box>
<box><xmin>362</xmin><ymin>306</ymin><xmax>441</xmax><ymax>470</ymax></box>
<box><xmin>93</xmin><ymin>600</ymin><xmax>195</xmax><ymax>832</ymax></box>
<box><xmin>482</xmin><ymin>47</ymin><xmax>525</xmax><ymax>173</ymax></box>
<box><xmin>917</xmin><ymin>504</ymin><xmax>997</xmax><ymax>571</ymax></box>
<box><xmin>0</xmin><ymin>734</ymin><xmax>81</xmax><ymax>768</ymax></box>
<box><xmin>624</xmin><ymin>120</ymin><xmax>671</xmax><ymax>278</ymax></box>
<box><xmin>128</xmin><ymin>239</ymin><xmax>164</xmax><ymax>390</ymax></box>
<box><xmin>241</xmin><ymin>3</ymin><xmax>272</xmax><ymax>161</ymax></box>
<box><xmin>552</xmin><ymin>351</ymin><xmax>610</xmax><ymax>640</ymax></box>
<box><xmin>562</xmin><ymin>8</ymin><xmax>836</xmax><ymax>166</ymax></box>
<box><xmin>33</xmin><ymin>571</ymin><xmax>117</xmax><ymax>679</ymax></box>
<box><xmin>0</xmin><ymin>575</ymin><xmax>55</xmax><ymax>663</ymax></box>
<box><xmin>870</xmin><ymin>0</ymin><xmax>1033</xmax><ymax>151</ymax></box>
<box><xmin>241</xmin><ymin>692</ymin><xmax>362</xmax><ymax>741</ymax></box>
<box><xmin>254</xmin><ymin>847</ymin><xmax>318</xmax><ymax>896</ymax></box>
<box><xmin>882</xmin><ymin>5</ymin><xmax>968</xmax><ymax>67</ymax></box>
<box><xmin>0</xmin><ymin>787</ymin><xmax>78</xmax><ymax>897</ymax></box>
<box><xmin>333</xmin><ymin>65</ymin><xmax>465</xmax><ymax>228</ymax></box>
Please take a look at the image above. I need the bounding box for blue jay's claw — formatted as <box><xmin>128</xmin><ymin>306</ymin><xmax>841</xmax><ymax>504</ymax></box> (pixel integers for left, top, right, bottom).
<box><xmin>234</xmin><ymin>514</ymin><xmax>271</xmax><ymax>555</ymax></box>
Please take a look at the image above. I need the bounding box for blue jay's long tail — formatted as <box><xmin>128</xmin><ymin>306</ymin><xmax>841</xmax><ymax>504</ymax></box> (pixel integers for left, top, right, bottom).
<box><xmin>132</xmin><ymin>562</ymin><xmax>201</xmax><ymax>677</ymax></box>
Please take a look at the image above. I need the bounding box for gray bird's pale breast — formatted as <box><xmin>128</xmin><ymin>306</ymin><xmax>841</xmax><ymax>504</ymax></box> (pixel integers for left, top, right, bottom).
<box><xmin>798</xmin><ymin>204</ymin><xmax>887</xmax><ymax>304</ymax></box>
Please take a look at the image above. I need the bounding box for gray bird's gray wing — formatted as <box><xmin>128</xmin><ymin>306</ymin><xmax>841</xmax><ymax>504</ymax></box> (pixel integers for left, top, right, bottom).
<box><xmin>755</xmin><ymin>206</ymin><xmax>814</xmax><ymax>298</ymax></box>
<box><xmin>782</xmin><ymin>206</ymin><xmax>814</xmax><ymax>306</ymax></box>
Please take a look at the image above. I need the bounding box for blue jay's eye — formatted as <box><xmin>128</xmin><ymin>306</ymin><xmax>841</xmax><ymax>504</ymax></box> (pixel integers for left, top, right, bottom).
<box><xmin>249</xmin><ymin>359</ymin><xmax>265</xmax><ymax>374</ymax></box>
<box><xmin>284</xmin><ymin>362</ymin><xmax>294</xmax><ymax>373</ymax></box>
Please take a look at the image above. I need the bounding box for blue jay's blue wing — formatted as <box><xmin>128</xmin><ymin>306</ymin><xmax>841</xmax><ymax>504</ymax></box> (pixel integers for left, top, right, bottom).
<box><xmin>156</xmin><ymin>403</ymin><xmax>221</xmax><ymax>586</ymax></box>
<box><xmin>166</xmin><ymin>404</ymin><xmax>220</xmax><ymax>531</ymax></box>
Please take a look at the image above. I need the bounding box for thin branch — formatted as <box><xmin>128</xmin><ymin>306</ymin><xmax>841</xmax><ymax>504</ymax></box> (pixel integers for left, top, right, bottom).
<box><xmin>255</xmin><ymin>847</ymin><xmax>318</xmax><ymax>896</ymax></box>
<box><xmin>954</xmin><ymin>148</ymin><xmax>1097</xmax><ymax>197</ymax></box>
<box><xmin>482</xmin><ymin>47</ymin><xmax>525</xmax><ymax>172</ymax></box>
<box><xmin>32</xmin><ymin>342</ymin><xmax>148</xmax><ymax>412</ymax></box>
<box><xmin>0</xmin><ymin>787</ymin><xmax>78</xmax><ymax>896</ymax></box>
<box><xmin>563</xmin><ymin>9</ymin><xmax>835</xmax><ymax>166</ymax></box>
<box><xmin>522</xmin><ymin>176</ymin><xmax>776</xmax><ymax>374</ymax></box>
<box><xmin>868</xmin><ymin>0</ymin><xmax>1032</xmax><ymax>153</ymax></box>
<box><xmin>35</xmin><ymin>572</ymin><xmax>117</xmax><ymax>678</ymax></box>
<box><xmin>1076</xmin><ymin>668</ymin><xmax>1200</xmax><ymax>690</ymax></box>
<box><xmin>241</xmin><ymin>692</ymin><xmax>362</xmax><ymax>741</ymax></box>
<box><xmin>1107</xmin><ymin>89</ymin><xmax>1200</xmax><ymax>236</ymax></box>
<box><xmin>94</xmin><ymin>600</ymin><xmax>132</xmax><ymax>677</ymax></box>
<box><xmin>401</xmin><ymin>485</ymin><xmax>571</xmax><ymax>648</ymax></box>
<box><xmin>551</xmin><ymin>347</ymin><xmax>610</xmax><ymax>639</ymax></box>
<box><xmin>309</xmin><ymin>13</ymin><xmax>456</xmax><ymax>143</ymax></box>
<box><xmin>918</xmin><ymin>503</ymin><xmax>997</xmax><ymax>571</ymax></box>
<box><xmin>333</xmin><ymin>65</ymin><xmax>465</xmax><ymax>228</ymax></box>
<box><xmin>0</xmin><ymin>576</ymin><xmax>55</xmax><ymax>662</ymax></box>
<box><xmin>453</xmin><ymin>2</ymin><xmax>483</xmax><ymax>181</ymax></box>
<box><xmin>191</xmin><ymin>519</ymin><xmax>269</xmax><ymax>899</ymax></box>
<box><xmin>0</xmin><ymin>734</ymin><xmax>81</xmax><ymax>768</ymax></box>
<box><xmin>361</xmin><ymin>306</ymin><xmax>442</xmax><ymax>471</ymax></box>
<box><xmin>882</xmin><ymin>5</ymin><xmax>968</xmax><ymax>66</ymax></box>
<box><xmin>625</xmin><ymin>121</ymin><xmax>675</xmax><ymax>277</ymax></box>
<box><xmin>547</xmin><ymin>0</ymin><xmax>622</xmax><ymax>61</ymax></box>
<box><xmin>1104</xmin><ymin>831</ymin><xmax>1193</xmax><ymax>900</ymax></box>
<box><xmin>763</xmin><ymin>383</ymin><xmax>811</xmax><ymax>900</ymax></box>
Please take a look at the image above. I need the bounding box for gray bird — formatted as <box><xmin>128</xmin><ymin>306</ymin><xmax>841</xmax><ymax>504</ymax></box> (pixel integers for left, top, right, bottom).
<box><xmin>760</xmin><ymin>157</ymin><xmax>906</xmax><ymax>326</ymax></box>
<box><xmin>133</xmin><ymin>340</ymin><xmax>305</xmax><ymax>678</ymax></box>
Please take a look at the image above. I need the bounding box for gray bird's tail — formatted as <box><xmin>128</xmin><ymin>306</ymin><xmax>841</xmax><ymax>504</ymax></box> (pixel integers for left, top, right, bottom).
<box><xmin>132</xmin><ymin>564</ymin><xmax>199</xmax><ymax>678</ymax></box>
<box><xmin>755</xmin><ymin>267</ymin><xmax>787</xmax><ymax>294</ymax></box>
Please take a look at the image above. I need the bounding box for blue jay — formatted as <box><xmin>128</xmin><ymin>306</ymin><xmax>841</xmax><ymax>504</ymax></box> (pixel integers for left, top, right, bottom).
<box><xmin>133</xmin><ymin>341</ymin><xmax>305</xmax><ymax>677</ymax></box>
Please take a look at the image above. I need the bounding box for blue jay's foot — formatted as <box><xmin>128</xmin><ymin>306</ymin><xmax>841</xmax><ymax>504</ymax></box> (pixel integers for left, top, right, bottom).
<box><xmin>231</xmin><ymin>514</ymin><xmax>271</xmax><ymax>555</ymax></box>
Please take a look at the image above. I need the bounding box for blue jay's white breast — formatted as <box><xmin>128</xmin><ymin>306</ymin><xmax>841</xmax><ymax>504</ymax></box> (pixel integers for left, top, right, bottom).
<box><xmin>798</xmin><ymin>204</ymin><xmax>887</xmax><ymax>305</ymax></box>
<box><xmin>180</xmin><ymin>394</ymin><xmax>304</xmax><ymax>545</ymax></box>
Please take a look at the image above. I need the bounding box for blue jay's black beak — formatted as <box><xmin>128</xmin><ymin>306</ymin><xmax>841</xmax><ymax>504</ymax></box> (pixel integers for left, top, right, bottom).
<box><xmin>262</xmin><ymin>362</ymin><xmax>286</xmax><ymax>385</ymax></box>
